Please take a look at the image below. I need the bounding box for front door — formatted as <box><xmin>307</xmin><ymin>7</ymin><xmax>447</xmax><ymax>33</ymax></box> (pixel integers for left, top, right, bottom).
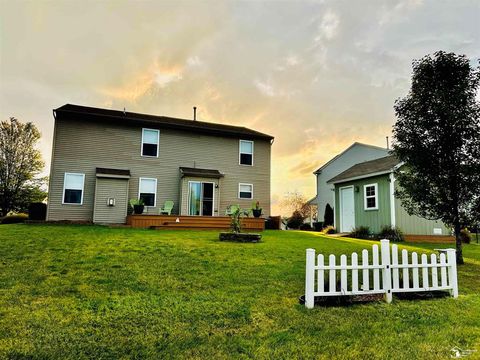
<box><xmin>340</xmin><ymin>186</ymin><xmax>355</xmax><ymax>232</ymax></box>
<box><xmin>188</xmin><ymin>181</ymin><xmax>214</xmax><ymax>216</ymax></box>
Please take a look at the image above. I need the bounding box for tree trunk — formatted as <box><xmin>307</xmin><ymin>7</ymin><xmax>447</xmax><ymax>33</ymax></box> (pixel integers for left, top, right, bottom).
<box><xmin>454</xmin><ymin>222</ymin><xmax>464</xmax><ymax>265</ymax></box>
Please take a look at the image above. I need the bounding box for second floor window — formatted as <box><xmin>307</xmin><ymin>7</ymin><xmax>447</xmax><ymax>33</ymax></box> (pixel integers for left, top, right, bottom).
<box><xmin>142</xmin><ymin>128</ymin><xmax>159</xmax><ymax>157</ymax></box>
<box><xmin>139</xmin><ymin>177</ymin><xmax>157</xmax><ymax>207</ymax></box>
<box><xmin>239</xmin><ymin>140</ymin><xmax>254</xmax><ymax>166</ymax></box>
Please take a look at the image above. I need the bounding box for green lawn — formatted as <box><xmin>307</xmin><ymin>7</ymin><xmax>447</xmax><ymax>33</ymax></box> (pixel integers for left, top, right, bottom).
<box><xmin>0</xmin><ymin>225</ymin><xmax>479</xmax><ymax>359</ymax></box>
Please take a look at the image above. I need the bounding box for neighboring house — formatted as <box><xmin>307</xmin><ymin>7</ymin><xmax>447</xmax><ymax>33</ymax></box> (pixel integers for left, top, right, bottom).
<box><xmin>313</xmin><ymin>142</ymin><xmax>389</xmax><ymax>221</ymax></box>
<box><xmin>47</xmin><ymin>104</ymin><xmax>273</xmax><ymax>224</ymax></box>
<box><xmin>327</xmin><ymin>155</ymin><xmax>450</xmax><ymax>237</ymax></box>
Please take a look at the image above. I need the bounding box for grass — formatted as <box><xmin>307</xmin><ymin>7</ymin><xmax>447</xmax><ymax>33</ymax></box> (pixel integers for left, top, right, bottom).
<box><xmin>0</xmin><ymin>225</ymin><xmax>479</xmax><ymax>359</ymax></box>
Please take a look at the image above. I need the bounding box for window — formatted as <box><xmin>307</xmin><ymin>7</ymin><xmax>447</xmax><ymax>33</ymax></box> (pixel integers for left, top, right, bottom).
<box><xmin>239</xmin><ymin>183</ymin><xmax>253</xmax><ymax>199</ymax></box>
<box><xmin>139</xmin><ymin>178</ymin><xmax>157</xmax><ymax>207</ymax></box>
<box><xmin>63</xmin><ymin>173</ymin><xmax>85</xmax><ymax>205</ymax></box>
<box><xmin>141</xmin><ymin>128</ymin><xmax>159</xmax><ymax>157</ymax></box>
<box><xmin>364</xmin><ymin>183</ymin><xmax>378</xmax><ymax>210</ymax></box>
<box><xmin>239</xmin><ymin>140</ymin><xmax>254</xmax><ymax>166</ymax></box>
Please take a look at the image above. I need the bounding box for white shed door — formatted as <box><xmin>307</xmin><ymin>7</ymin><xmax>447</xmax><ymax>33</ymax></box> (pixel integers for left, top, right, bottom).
<box><xmin>340</xmin><ymin>187</ymin><xmax>355</xmax><ymax>233</ymax></box>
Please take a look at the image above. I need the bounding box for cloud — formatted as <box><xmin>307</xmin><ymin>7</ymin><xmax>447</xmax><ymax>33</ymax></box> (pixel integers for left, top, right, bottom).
<box><xmin>316</xmin><ymin>10</ymin><xmax>340</xmax><ymax>41</ymax></box>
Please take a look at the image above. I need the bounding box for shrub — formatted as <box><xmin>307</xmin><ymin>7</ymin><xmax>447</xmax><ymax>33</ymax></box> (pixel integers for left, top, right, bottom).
<box><xmin>1</xmin><ymin>213</ymin><xmax>28</xmax><ymax>224</ymax></box>
<box><xmin>378</xmin><ymin>225</ymin><xmax>404</xmax><ymax>242</ymax></box>
<box><xmin>323</xmin><ymin>204</ymin><xmax>334</xmax><ymax>226</ymax></box>
<box><xmin>299</xmin><ymin>223</ymin><xmax>312</xmax><ymax>231</ymax></box>
<box><xmin>287</xmin><ymin>210</ymin><xmax>305</xmax><ymax>229</ymax></box>
<box><xmin>459</xmin><ymin>228</ymin><xmax>471</xmax><ymax>244</ymax></box>
<box><xmin>313</xmin><ymin>221</ymin><xmax>324</xmax><ymax>231</ymax></box>
<box><xmin>321</xmin><ymin>225</ymin><xmax>336</xmax><ymax>234</ymax></box>
<box><xmin>28</xmin><ymin>202</ymin><xmax>47</xmax><ymax>220</ymax></box>
<box><xmin>349</xmin><ymin>226</ymin><xmax>371</xmax><ymax>239</ymax></box>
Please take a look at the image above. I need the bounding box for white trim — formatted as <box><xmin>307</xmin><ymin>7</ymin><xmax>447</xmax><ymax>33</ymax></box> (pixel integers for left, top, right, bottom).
<box><xmin>141</xmin><ymin>128</ymin><xmax>160</xmax><ymax>158</ymax></box>
<box><xmin>187</xmin><ymin>181</ymin><xmax>216</xmax><ymax>216</ymax></box>
<box><xmin>238</xmin><ymin>183</ymin><xmax>253</xmax><ymax>199</ymax></box>
<box><xmin>389</xmin><ymin>173</ymin><xmax>396</xmax><ymax>226</ymax></box>
<box><xmin>62</xmin><ymin>172</ymin><xmax>85</xmax><ymax>205</ymax></box>
<box><xmin>339</xmin><ymin>185</ymin><xmax>355</xmax><ymax>232</ymax></box>
<box><xmin>364</xmin><ymin>183</ymin><xmax>378</xmax><ymax>211</ymax></box>
<box><xmin>332</xmin><ymin>186</ymin><xmax>336</xmax><ymax>229</ymax></box>
<box><xmin>138</xmin><ymin>177</ymin><xmax>157</xmax><ymax>207</ymax></box>
<box><xmin>239</xmin><ymin>140</ymin><xmax>254</xmax><ymax>166</ymax></box>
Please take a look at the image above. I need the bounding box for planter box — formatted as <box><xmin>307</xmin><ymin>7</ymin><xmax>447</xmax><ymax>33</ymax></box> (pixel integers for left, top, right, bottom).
<box><xmin>219</xmin><ymin>232</ymin><xmax>262</xmax><ymax>243</ymax></box>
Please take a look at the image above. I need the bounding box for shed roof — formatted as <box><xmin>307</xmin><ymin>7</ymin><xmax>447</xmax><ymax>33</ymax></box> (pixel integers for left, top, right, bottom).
<box><xmin>327</xmin><ymin>155</ymin><xmax>401</xmax><ymax>184</ymax></box>
<box><xmin>54</xmin><ymin>104</ymin><xmax>274</xmax><ymax>141</ymax></box>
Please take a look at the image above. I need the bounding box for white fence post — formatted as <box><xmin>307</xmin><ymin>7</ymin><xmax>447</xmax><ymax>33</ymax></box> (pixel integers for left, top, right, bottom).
<box><xmin>305</xmin><ymin>248</ymin><xmax>316</xmax><ymax>308</ymax></box>
<box><xmin>446</xmin><ymin>249</ymin><xmax>458</xmax><ymax>298</ymax></box>
<box><xmin>380</xmin><ymin>239</ymin><xmax>392</xmax><ymax>303</ymax></box>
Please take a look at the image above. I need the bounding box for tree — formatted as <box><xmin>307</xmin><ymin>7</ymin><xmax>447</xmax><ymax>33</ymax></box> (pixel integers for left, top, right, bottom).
<box><xmin>323</xmin><ymin>203</ymin><xmax>334</xmax><ymax>226</ymax></box>
<box><xmin>0</xmin><ymin>118</ymin><xmax>45</xmax><ymax>216</ymax></box>
<box><xmin>280</xmin><ymin>191</ymin><xmax>310</xmax><ymax>218</ymax></box>
<box><xmin>393</xmin><ymin>51</ymin><xmax>480</xmax><ymax>264</ymax></box>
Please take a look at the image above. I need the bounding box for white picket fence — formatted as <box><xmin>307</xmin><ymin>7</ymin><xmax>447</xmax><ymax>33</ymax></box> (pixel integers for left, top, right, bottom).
<box><xmin>305</xmin><ymin>239</ymin><xmax>458</xmax><ymax>308</ymax></box>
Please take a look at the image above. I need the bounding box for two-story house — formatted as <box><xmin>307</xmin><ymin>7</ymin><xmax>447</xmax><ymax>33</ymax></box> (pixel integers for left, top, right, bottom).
<box><xmin>46</xmin><ymin>104</ymin><xmax>273</xmax><ymax>224</ymax></box>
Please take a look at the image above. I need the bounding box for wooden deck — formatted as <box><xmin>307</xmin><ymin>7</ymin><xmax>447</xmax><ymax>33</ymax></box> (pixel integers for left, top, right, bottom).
<box><xmin>126</xmin><ymin>215</ymin><xmax>265</xmax><ymax>231</ymax></box>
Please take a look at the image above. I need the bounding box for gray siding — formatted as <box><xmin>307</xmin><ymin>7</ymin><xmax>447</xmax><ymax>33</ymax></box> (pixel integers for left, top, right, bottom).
<box><xmin>47</xmin><ymin>118</ymin><xmax>271</xmax><ymax>222</ymax></box>
<box><xmin>93</xmin><ymin>177</ymin><xmax>129</xmax><ymax>224</ymax></box>
<box><xmin>316</xmin><ymin>144</ymin><xmax>388</xmax><ymax>221</ymax></box>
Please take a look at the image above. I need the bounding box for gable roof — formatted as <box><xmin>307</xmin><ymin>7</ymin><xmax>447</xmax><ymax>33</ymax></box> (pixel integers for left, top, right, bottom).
<box><xmin>54</xmin><ymin>104</ymin><xmax>274</xmax><ymax>141</ymax></box>
<box><xmin>327</xmin><ymin>155</ymin><xmax>401</xmax><ymax>184</ymax></box>
<box><xmin>313</xmin><ymin>142</ymin><xmax>387</xmax><ymax>174</ymax></box>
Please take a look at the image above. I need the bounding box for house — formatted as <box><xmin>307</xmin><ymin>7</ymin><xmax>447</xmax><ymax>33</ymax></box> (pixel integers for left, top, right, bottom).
<box><xmin>313</xmin><ymin>142</ymin><xmax>389</xmax><ymax>221</ymax></box>
<box><xmin>327</xmin><ymin>155</ymin><xmax>450</xmax><ymax>238</ymax></box>
<box><xmin>46</xmin><ymin>104</ymin><xmax>273</xmax><ymax>224</ymax></box>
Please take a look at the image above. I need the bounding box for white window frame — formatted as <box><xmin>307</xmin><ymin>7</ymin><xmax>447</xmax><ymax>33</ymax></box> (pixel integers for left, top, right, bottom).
<box><xmin>141</xmin><ymin>128</ymin><xmax>160</xmax><ymax>158</ymax></box>
<box><xmin>62</xmin><ymin>172</ymin><xmax>85</xmax><ymax>205</ymax></box>
<box><xmin>138</xmin><ymin>177</ymin><xmax>157</xmax><ymax>207</ymax></box>
<box><xmin>364</xmin><ymin>183</ymin><xmax>378</xmax><ymax>210</ymax></box>
<box><xmin>238</xmin><ymin>183</ymin><xmax>253</xmax><ymax>199</ymax></box>
<box><xmin>239</xmin><ymin>140</ymin><xmax>254</xmax><ymax>166</ymax></box>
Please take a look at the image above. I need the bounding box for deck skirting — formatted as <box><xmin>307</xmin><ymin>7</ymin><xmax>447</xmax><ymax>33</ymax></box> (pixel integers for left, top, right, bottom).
<box><xmin>126</xmin><ymin>215</ymin><xmax>265</xmax><ymax>231</ymax></box>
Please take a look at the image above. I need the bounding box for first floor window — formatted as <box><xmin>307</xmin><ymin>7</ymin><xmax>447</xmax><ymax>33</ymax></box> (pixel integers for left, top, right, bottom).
<box><xmin>142</xmin><ymin>128</ymin><xmax>159</xmax><ymax>157</ymax></box>
<box><xmin>139</xmin><ymin>177</ymin><xmax>157</xmax><ymax>206</ymax></box>
<box><xmin>239</xmin><ymin>140</ymin><xmax>253</xmax><ymax>166</ymax></box>
<box><xmin>239</xmin><ymin>183</ymin><xmax>253</xmax><ymax>199</ymax></box>
<box><xmin>63</xmin><ymin>173</ymin><xmax>85</xmax><ymax>204</ymax></box>
<box><xmin>364</xmin><ymin>183</ymin><xmax>378</xmax><ymax>210</ymax></box>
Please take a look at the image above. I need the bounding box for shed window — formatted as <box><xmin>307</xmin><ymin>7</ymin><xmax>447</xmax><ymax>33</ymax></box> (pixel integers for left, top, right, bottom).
<box><xmin>364</xmin><ymin>184</ymin><xmax>378</xmax><ymax>210</ymax></box>
<box><xmin>139</xmin><ymin>178</ymin><xmax>157</xmax><ymax>207</ymax></box>
<box><xmin>239</xmin><ymin>140</ymin><xmax>253</xmax><ymax>166</ymax></box>
<box><xmin>142</xmin><ymin>129</ymin><xmax>159</xmax><ymax>157</ymax></box>
<box><xmin>63</xmin><ymin>173</ymin><xmax>85</xmax><ymax>205</ymax></box>
<box><xmin>239</xmin><ymin>183</ymin><xmax>253</xmax><ymax>199</ymax></box>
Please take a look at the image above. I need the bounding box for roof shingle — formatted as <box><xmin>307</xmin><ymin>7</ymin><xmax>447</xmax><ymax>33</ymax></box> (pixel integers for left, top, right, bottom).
<box><xmin>327</xmin><ymin>155</ymin><xmax>400</xmax><ymax>184</ymax></box>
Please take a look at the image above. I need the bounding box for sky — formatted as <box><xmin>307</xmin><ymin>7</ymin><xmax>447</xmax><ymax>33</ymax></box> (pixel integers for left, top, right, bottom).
<box><xmin>1</xmin><ymin>0</ymin><xmax>479</xmax><ymax>215</ymax></box>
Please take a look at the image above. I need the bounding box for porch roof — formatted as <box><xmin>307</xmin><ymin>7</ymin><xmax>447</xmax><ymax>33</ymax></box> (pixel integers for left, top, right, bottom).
<box><xmin>179</xmin><ymin>167</ymin><xmax>224</xmax><ymax>179</ymax></box>
<box><xmin>96</xmin><ymin>167</ymin><xmax>131</xmax><ymax>179</ymax></box>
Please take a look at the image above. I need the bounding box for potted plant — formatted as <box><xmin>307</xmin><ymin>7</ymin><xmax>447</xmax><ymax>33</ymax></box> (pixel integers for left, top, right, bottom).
<box><xmin>251</xmin><ymin>201</ymin><xmax>262</xmax><ymax>218</ymax></box>
<box><xmin>130</xmin><ymin>199</ymin><xmax>145</xmax><ymax>215</ymax></box>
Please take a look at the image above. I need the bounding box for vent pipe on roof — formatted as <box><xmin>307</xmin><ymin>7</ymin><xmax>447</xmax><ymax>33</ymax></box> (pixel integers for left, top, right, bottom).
<box><xmin>193</xmin><ymin>106</ymin><xmax>197</xmax><ymax>121</ymax></box>
<box><xmin>386</xmin><ymin>136</ymin><xmax>389</xmax><ymax>150</ymax></box>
